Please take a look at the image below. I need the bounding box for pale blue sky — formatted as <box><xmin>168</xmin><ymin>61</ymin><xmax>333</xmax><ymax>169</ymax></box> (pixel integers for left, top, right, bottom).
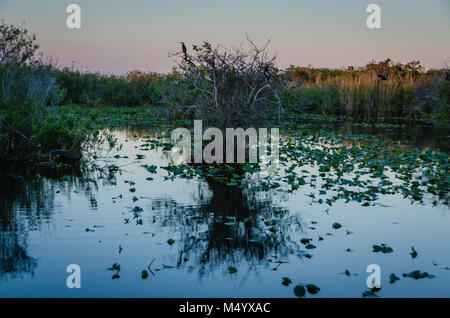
<box><xmin>1</xmin><ymin>0</ymin><xmax>449</xmax><ymax>74</ymax></box>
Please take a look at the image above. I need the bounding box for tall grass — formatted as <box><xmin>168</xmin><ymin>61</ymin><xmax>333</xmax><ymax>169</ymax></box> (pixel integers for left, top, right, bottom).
<box><xmin>283</xmin><ymin>62</ymin><xmax>449</xmax><ymax>123</ymax></box>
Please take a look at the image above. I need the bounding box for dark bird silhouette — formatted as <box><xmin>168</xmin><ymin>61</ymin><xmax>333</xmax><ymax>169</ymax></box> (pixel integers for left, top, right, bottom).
<box><xmin>264</xmin><ymin>66</ymin><xmax>272</xmax><ymax>81</ymax></box>
<box><xmin>181</xmin><ymin>42</ymin><xmax>187</xmax><ymax>61</ymax></box>
<box><xmin>377</xmin><ymin>73</ymin><xmax>389</xmax><ymax>81</ymax></box>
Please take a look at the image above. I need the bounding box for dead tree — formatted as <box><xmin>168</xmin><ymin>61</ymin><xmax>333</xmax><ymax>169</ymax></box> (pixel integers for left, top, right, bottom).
<box><xmin>171</xmin><ymin>36</ymin><xmax>285</xmax><ymax>130</ymax></box>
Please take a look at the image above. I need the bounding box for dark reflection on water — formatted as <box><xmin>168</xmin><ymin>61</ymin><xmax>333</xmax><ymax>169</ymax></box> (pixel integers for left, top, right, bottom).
<box><xmin>0</xmin><ymin>164</ymin><xmax>101</xmax><ymax>280</ymax></box>
<box><xmin>152</xmin><ymin>181</ymin><xmax>303</xmax><ymax>277</ymax></box>
<box><xmin>0</xmin><ymin>231</ymin><xmax>37</xmax><ymax>280</ymax></box>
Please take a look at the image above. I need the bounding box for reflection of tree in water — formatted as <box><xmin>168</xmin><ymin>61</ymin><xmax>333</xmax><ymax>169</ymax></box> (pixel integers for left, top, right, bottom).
<box><xmin>0</xmin><ymin>164</ymin><xmax>106</xmax><ymax>280</ymax></box>
<box><xmin>0</xmin><ymin>231</ymin><xmax>37</xmax><ymax>280</ymax></box>
<box><xmin>151</xmin><ymin>178</ymin><xmax>304</xmax><ymax>278</ymax></box>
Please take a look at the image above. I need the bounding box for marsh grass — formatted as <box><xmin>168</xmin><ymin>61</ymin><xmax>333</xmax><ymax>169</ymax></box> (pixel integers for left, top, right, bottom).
<box><xmin>283</xmin><ymin>62</ymin><xmax>449</xmax><ymax>124</ymax></box>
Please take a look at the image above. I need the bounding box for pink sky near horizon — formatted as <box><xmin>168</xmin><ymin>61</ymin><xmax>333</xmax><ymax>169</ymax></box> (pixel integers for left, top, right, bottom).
<box><xmin>1</xmin><ymin>0</ymin><xmax>449</xmax><ymax>74</ymax></box>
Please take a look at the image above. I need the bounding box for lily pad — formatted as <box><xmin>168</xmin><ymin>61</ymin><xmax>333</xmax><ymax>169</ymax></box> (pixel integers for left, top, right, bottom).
<box><xmin>389</xmin><ymin>273</ymin><xmax>400</xmax><ymax>284</ymax></box>
<box><xmin>282</xmin><ymin>277</ymin><xmax>292</xmax><ymax>286</ymax></box>
<box><xmin>402</xmin><ymin>270</ymin><xmax>435</xmax><ymax>279</ymax></box>
<box><xmin>293</xmin><ymin>285</ymin><xmax>306</xmax><ymax>298</ymax></box>
<box><xmin>372</xmin><ymin>244</ymin><xmax>393</xmax><ymax>253</ymax></box>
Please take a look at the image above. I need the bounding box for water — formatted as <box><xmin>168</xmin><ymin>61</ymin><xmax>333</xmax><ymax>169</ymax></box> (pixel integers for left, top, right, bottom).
<box><xmin>0</xmin><ymin>124</ymin><xmax>449</xmax><ymax>298</ymax></box>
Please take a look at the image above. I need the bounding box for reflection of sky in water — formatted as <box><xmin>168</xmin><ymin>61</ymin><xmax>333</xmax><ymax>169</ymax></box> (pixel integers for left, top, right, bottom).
<box><xmin>0</xmin><ymin>127</ymin><xmax>449</xmax><ymax>298</ymax></box>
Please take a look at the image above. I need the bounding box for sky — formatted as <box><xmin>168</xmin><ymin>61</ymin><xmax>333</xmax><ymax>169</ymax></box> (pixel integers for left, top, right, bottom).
<box><xmin>1</xmin><ymin>0</ymin><xmax>449</xmax><ymax>74</ymax></box>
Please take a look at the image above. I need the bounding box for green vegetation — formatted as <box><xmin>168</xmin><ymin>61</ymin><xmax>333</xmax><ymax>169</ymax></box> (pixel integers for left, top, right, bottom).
<box><xmin>0</xmin><ymin>22</ymin><xmax>113</xmax><ymax>163</ymax></box>
<box><xmin>52</xmin><ymin>55</ymin><xmax>450</xmax><ymax>127</ymax></box>
<box><xmin>283</xmin><ymin>60</ymin><xmax>450</xmax><ymax>124</ymax></box>
<box><xmin>53</xmin><ymin>57</ymin><xmax>450</xmax><ymax>126</ymax></box>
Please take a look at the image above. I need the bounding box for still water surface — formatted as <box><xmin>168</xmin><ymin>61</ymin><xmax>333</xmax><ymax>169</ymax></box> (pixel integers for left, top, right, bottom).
<box><xmin>1</xmin><ymin>124</ymin><xmax>449</xmax><ymax>297</ymax></box>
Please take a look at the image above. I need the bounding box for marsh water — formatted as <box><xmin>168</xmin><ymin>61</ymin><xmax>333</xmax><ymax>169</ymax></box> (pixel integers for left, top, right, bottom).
<box><xmin>0</xmin><ymin>122</ymin><xmax>449</xmax><ymax>298</ymax></box>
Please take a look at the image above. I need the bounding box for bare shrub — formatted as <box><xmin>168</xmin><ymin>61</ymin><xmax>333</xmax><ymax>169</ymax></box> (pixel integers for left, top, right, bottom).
<box><xmin>171</xmin><ymin>37</ymin><xmax>284</xmax><ymax>129</ymax></box>
<box><xmin>0</xmin><ymin>20</ymin><xmax>39</xmax><ymax>64</ymax></box>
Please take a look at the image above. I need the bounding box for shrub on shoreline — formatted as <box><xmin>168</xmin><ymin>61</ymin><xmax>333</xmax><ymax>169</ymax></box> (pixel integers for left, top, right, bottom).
<box><xmin>0</xmin><ymin>21</ymin><xmax>110</xmax><ymax>164</ymax></box>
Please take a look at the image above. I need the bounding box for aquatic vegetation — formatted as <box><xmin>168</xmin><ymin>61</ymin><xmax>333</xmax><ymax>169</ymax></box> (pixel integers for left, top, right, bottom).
<box><xmin>282</xmin><ymin>277</ymin><xmax>292</xmax><ymax>286</ymax></box>
<box><xmin>332</xmin><ymin>223</ymin><xmax>342</xmax><ymax>229</ymax></box>
<box><xmin>293</xmin><ymin>285</ymin><xmax>306</xmax><ymax>298</ymax></box>
<box><xmin>402</xmin><ymin>270</ymin><xmax>435</xmax><ymax>280</ymax></box>
<box><xmin>339</xmin><ymin>269</ymin><xmax>358</xmax><ymax>277</ymax></box>
<box><xmin>107</xmin><ymin>263</ymin><xmax>120</xmax><ymax>271</ymax></box>
<box><xmin>147</xmin><ymin>128</ymin><xmax>448</xmax><ymax>211</ymax></box>
<box><xmin>293</xmin><ymin>283</ymin><xmax>320</xmax><ymax>297</ymax></box>
<box><xmin>410</xmin><ymin>246</ymin><xmax>418</xmax><ymax>259</ymax></box>
<box><xmin>1</xmin><ymin>122</ymin><xmax>448</xmax><ymax>298</ymax></box>
<box><xmin>372</xmin><ymin>244</ymin><xmax>394</xmax><ymax>254</ymax></box>
<box><xmin>389</xmin><ymin>273</ymin><xmax>400</xmax><ymax>284</ymax></box>
<box><xmin>167</xmin><ymin>239</ymin><xmax>175</xmax><ymax>246</ymax></box>
<box><xmin>306</xmin><ymin>284</ymin><xmax>320</xmax><ymax>294</ymax></box>
<box><xmin>362</xmin><ymin>287</ymin><xmax>381</xmax><ymax>297</ymax></box>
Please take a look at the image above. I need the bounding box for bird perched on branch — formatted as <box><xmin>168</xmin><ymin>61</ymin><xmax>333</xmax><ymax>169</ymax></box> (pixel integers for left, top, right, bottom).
<box><xmin>181</xmin><ymin>42</ymin><xmax>187</xmax><ymax>61</ymax></box>
<box><xmin>264</xmin><ymin>66</ymin><xmax>272</xmax><ymax>81</ymax></box>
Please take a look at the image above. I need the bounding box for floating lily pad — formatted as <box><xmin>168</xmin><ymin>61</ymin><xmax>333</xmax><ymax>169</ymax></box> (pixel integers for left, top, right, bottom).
<box><xmin>372</xmin><ymin>244</ymin><xmax>393</xmax><ymax>253</ymax></box>
<box><xmin>293</xmin><ymin>285</ymin><xmax>306</xmax><ymax>298</ymax></box>
<box><xmin>282</xmin><ymin>277</ymin><xmax>292</xmax><ymax>286</ymax></box>
<box><xmin>410</xmin><ymin>246</ymin><xmax>418</xmax><ymax>259</ymax></box>
<box><xmin>306</xmin><ymin>284</ymin><xmax>320</xmax><ymax>294</ymax></box>
<box><xmin>167</xmin><ymin>239</ymin><xmax>175</xmax><ymax>245</ymax></box>
<box><xmin>389</xmin><ymin>273</ymin><xmax>400</xmax><ymax>284</ymax></box>
<box><xmin>402</xmin><ymin>270</ymin><xmax>435</xmax><ymax>279</ymax></box>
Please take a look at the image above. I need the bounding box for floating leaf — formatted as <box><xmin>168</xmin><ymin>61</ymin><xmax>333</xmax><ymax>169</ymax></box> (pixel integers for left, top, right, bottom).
<box><xmin>300</xmin><ymin>238</ymin><xmax>312</xmax><ymax>245</ymax></box>
<box><xmin>282</xmin><ymin>277</ymin><xmax>292</xmax><ymax>286</ymax></box>
<box><xmin>293</xmin><ymin>285</ymin><xmax>306</xmax><ymax>298</ymax></box>
<box><xmin>167</xmin><ymin>239</ymin><xmax>175</xmax><ymax>245</ymax></box>
<box><xmin>107</xmin><ymin>263</ymin><xmax>120</xmax><ymax>271</ymax></box>
<box><xmin>362</xmin><ymin>287</ymin><xmax>381</xmax><ymax>297</ymax></box>
<box><xmin>410</xmin><ymin>246</ymin><xmax>418</xmax><ymax>259</ymax></box>
<box><xmin>389</xmin><ymin>273</ymin><xmax>400</xmax><ymax>284</ymax></box>
<box><xmin>332</xmin><ymin>223</ymin><xmax>342</xmax><ymax>229</ymax></box>
<box><xmin>306</xmin><ymin>284</ymin><xmax>320</xmax><ymax>294</ymax></box>
<box><xmin>372</xmin><ymin>244</ymin><xmax>393</xmax><ymax>253</ymax></box>
<box><xmin>402</xmin><ymin>270</ymin><xmax>435</xmax><ymax>279</ymax></box>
